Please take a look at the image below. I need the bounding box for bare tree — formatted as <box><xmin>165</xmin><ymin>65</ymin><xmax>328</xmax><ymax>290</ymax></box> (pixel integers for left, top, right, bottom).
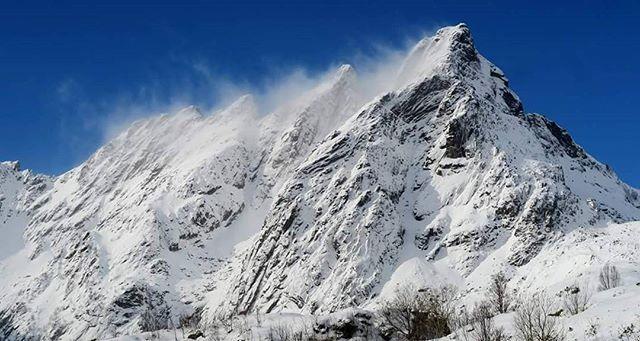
<box><xmin>379</xmin><ymin>287</ymin><xmax>416</xmax><ymax>339</ymax></box>
<box><xmin>513</xmin><ymin>294</ymin><xmax>565</xmax><ymax>341</ymax></box>
<box><xmin>201</xmin><ymin>308</ymin><xmax>234</xmax><ymax>341</ymax></box>
<box><xmin>378</xmin><ymin>285</ymin><xmax>456</xmax><ymax>340</ymax></box>
<box><xmin>598</xmin><ymin>264</ymin><xmax>621</xmax><ymax>291</ymax></box>
<box><xmin>450</xmin><ymin>303</ymin><xmax>506</xmax><ymax>341</ymax></box>
<box><xmin>267</xmin><ymin>322</ymin><xmax>310</xmax><ymax>341</ymax></box>
<box><xmin>140</xmin><ymin>303</ymin><xmax>170</xmax><ymax>339</ymax></box>
<box><xmin>488</xmin><ymin>272</ymin><xmax>512</xmax><ymax>314</ymax></box>
<box><xmin>563</xmin><ymin>285</ymin><xmax>591</xmax><ymax>315</ymax></box>
<box><xmin>470</xmin><ymin>303</ymin><xmax>506</xmax><ymax>341</ymax></box>
<box><xmin>450</xmin><ymin>307</ymin><xmax>474</xmax><ymax>341</ymax></box>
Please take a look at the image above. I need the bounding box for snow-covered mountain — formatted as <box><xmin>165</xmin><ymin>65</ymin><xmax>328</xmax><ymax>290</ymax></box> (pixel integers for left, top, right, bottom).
<box><xmin>210</xmin><ymin>24</ymin><xmax>640</xmax><ymax>316</ymax></box>
<box><xmin>1</xmin><ymin>24</ymin><xmax>639</xmax><ymax>340</ymax></box>
<box><xmin>0</xmin><ymin>161</ymin><xmax>52</xmax><ymax>261</ymax></box>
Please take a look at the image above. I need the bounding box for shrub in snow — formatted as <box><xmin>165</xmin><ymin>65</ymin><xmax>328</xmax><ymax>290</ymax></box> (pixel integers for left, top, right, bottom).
<box><xmin>488</xmin><ymin>271</ymin><xmax>512</xmax><ymax>314</ymax></box>
<box><xmin>200</xmin><ymin>308</ymin><xmax>235</xmax><ymax>341</ymax></box>
<box><xmin>617</xmin><ymin>317</ymin><xmax>640</xmax><ymax>341</ymax></box>
<box><xmin>178</xmin><ymin>307</ymin><xmax>203</xmax><ymax>330</ymax></box>
<box><xmin>598</xmin><ymin>264</ymin><xmax>621</xmax><ymax>291</ymax></box>
<box><xmin>378</xmin><ymin>284</ymin><xmax>456</xmax><ymax>340</ymax></box>
<box><xmin>470</xmin><ymin>303</ymin><xmax>506</xmax><ymax>341</ymax></box>
<box><xmin>267</xmin><ymin>322</ymin><xmax>311</xmax><ymax>341</ymax></box>
<box><xmin>450</xmin><ymin>302</ymin><xmax>507</xmax><ymax>341</ymax></box>
<box><xmin>513</xmin><ymin>294</ymin><xmax>565</xmax><ymax>341</ymax></box>
<box><xmin>562</xmin><ymin>285</ymin><xmax>591</xmax><ymax>315</ymax></box>
<box><xmin>584</xmin><ymin>321</ymin><xmax>599</xmax><ymax>340</ymax></box>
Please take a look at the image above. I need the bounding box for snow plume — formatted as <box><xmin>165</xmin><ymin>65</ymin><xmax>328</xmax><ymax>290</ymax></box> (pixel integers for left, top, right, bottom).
<box><xmin>225</xmin><ymin>33</ymin><xmax>434</xmax><ymax>112</ymax></box>
<box><xmin>99</xmin><ymin>37</ymin><xmax>436</xmax><ymax>132</ymax></box>
<box><xmin>51</xmin><ymin>30</ymin><xmax>441</xmax><ymax>172</ymax></box>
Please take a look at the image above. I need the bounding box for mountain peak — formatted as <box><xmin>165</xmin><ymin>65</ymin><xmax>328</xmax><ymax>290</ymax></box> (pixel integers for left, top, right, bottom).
<box><xmin>435</xmin><ymin>23</ymin><xmax>471</xmax><ymax>41</ymax></box>
<box><xmin>0</xmin><ymin>160</ymin><xmax>20</xmax><ymax>172</ymax></box>
<box><xmin>395</xmin><ymin>23</ymin><xmax>479</xmax><ymax>87</ymax></box>
<box><xmin>176</xmin><ymin>104</ymin><xmax>203</xmax><ymax>117</ymax></box>
<box><xmin>335</xmin><ymin>64</ymin><xmax>356</xmax><ymax>80</ymax></box>
<box><xmin>320</xmin><ymin>64</ymin><xmax>357</xmax><ymax>93</ymax></box>
<box><xmin>215</xmin><ymin>94</ymin><xmax>258</xmax><ymax>122</ymax></box>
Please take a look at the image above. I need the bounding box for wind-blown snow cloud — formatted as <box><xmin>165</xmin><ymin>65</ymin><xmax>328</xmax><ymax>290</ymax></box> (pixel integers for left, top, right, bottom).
<box><xmin>189</xmin><ymin>34</ymin><xmax>426</xmax><ymax>117</ymax></box>
<box><xmin>55</xmin><ymin>30</ymin><xmax>436</xmax><ymax>165</ymax></box>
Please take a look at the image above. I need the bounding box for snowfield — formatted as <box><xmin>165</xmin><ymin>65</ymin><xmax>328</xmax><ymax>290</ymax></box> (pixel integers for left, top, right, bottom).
<box><xmin>1</xmin><ymin>24</ymin><xmax>639</xmax><ymax>340</ymax></box>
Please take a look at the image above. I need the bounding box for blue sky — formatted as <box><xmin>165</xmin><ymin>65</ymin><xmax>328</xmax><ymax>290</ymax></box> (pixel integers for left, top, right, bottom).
<box><xmin>1</xmin><ymin>0</ymin><xmax>638</xmax><ymax>187</ymax></box>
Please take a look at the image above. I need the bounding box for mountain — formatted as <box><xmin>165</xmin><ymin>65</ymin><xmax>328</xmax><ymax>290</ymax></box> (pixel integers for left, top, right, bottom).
<box><xmin>207</xmin><ymin>24</ymin><xmax>640</xmax><ymax>316</ymax></box>
<box><xmin>1</xmin><ymin>24</ymin><xmax>639</xmax><ymax>340</ymax></box>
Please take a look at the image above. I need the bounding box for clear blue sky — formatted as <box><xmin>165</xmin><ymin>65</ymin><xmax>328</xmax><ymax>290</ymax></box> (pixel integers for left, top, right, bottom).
<box><xmin>1</xmin><ymin>0</ymin><xmax>638</xmax><ymax>187</ymax></box>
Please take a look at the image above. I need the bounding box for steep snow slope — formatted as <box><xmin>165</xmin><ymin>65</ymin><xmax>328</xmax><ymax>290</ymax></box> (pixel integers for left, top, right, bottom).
<box><xmin>0</xmin><ymin>161</ymin><xmax>51</xmax><ymax>261</ymax></box>
<box><xmin>0</xmin><ymin>102</ymin><xmax>261</xmax><ymax>339</ymax></box>
<box><xmin>256</xmin><ymin>64</ymin><xmax>360</xmax><ymax>200</ymax></box>
<box><xmin>0</xmin><ymin>23</ymin><xmax>638</xmax><ymax>341</ymax></box>
<box><xmin>213</xmin><ymin>24</ymin><xmax>640</xmax><ymax>316</ymax></box>
<box><xmin>441</xmin><ymin>221</ymin><xmax>640</xmax><ymax>341</ymax></box>
<box><xmin>0</xmin><ymin>65</ymin><xmax>360</xmax><ymax>340</ymax></box>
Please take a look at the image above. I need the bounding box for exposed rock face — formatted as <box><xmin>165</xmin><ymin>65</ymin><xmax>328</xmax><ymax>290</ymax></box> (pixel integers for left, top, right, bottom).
<box><xmin>0</xmin><ymin>162</ymin><xmax>52</xmax><ymax>340</ymax></box>
<box><xmin>215</xmin><ymin>24</ymin><xmax>640</xmax><ymax>315</ymax></box>
<box><xmin>0</xmin><ymin>161</ymin><xmax>51</xmax><ymax>259</ymax></box>
<box><xmin>0</xmin><ymin>24</ymin><xmax>638</xmax><ymax>340</ymax></box>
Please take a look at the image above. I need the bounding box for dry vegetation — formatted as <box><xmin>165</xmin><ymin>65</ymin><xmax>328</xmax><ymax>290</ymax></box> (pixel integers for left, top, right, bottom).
<box><xmin>378</xmin><ymin>285</ymin><xmax>456</xmax><ymax>340</ymax></box>
<box><xmin>156</xmin><ymin>269</ymin><xmax>634</xmax><ymax>341</ymax></box>
<box><xmin>598</xmin><ymin>264</ymin><xmax>621</xmax><ymax>291</ymax></box>
<box><xmin>513</xmin><ymin>295</ymin><xmax>565</xmax><ymax>341</ymax></box>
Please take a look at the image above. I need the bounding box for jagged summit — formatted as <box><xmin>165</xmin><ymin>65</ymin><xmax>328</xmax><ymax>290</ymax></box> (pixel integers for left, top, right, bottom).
<box><xmin>410</xmin><ymin>23</ymin><xmax>473</xmax><ymax>52</ymax></box>
<box><xmin>213</xmin><ymin>94</ymin><xmax>258</xmax><ymax>122</ymax></box>
<box><xmin>1</xmin><ymin>24</ymin><xmax>639</xmax><ymax>341</ymax></box>
<box><xmin>395</xmin><ymin>23</ymin><xmax>478</xmax><ymax>88</ymax></box>
<box><xmin>0</xmin><ymin>161</ymin><xmax>21</xmax><ymax>172</ymax></box>
<box><xmin>176</xmin><ymin>104</ymin><xmax>203</xmax><ymax>117</ymax></box>
<box><xmin>334</xmin><ymin>64</ymin><xmax>356</xmax><ymax>82</ymax></box>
